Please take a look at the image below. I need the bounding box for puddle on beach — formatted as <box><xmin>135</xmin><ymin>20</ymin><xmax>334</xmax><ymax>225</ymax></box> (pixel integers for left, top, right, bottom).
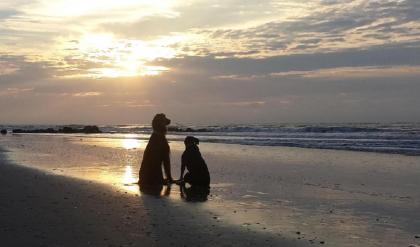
<box><xmin>1</xmin><ymin>134</ymin><xmax>211</xmax><ymax>200</ymax></box>
<box><xmin>1</xmin><ymin>134</ymin><xmax>161</xmax><ymax>194</ymax></box>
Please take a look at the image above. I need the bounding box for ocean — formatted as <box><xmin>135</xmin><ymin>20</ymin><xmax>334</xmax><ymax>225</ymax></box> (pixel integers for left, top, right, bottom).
<box><xmin>1</xmin><ymin>122</ymin><xmax>420</xmax><ymax>156</ymax></box>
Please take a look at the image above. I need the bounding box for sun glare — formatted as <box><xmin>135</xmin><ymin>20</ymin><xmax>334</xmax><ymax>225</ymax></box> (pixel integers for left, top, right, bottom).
<box><xmin>61</xmin><ymin>33</ymin><xmax>182</xmax><ymax>78</ymax></box>
<box><xmin>122</xmin><ymin>138</ymin><xmax>141</xmax><ymax>150</ymax></box>
<box><xmin>22</xmin><ymin>0</ymin><xmax>185</xmax><ymax>79</ymax></box>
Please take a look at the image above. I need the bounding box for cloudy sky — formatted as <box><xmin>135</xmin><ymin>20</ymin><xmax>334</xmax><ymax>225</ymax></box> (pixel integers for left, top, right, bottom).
<box><xmin>1</xmin><ymin>0</ymin><xmax>419</xmax><ymax>124</ymax></box>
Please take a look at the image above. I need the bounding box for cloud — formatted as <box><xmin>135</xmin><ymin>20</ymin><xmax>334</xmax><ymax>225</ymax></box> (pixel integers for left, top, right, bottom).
<box><xmin>3</xmin><ymin>0</ymin><xmax>420</xmax><ymax>78</ymax></box>
<box><xmin>72</xmin><ymin>91</ymin><xmax>102</xmax><ymax>97</ymax></box>
<box><xmin>0</xmin><ymin>9</ymin><xmax>20</xmax><ymax>20</ymax></box>
<box><xmin>175</xmin><ymin>0</ymin><xmax>420</xmax><ymax>57</ymax></box>
<box><xmin>0</xmin><ymin>55</ymin><xmax>53</xmax><ymax>85</ymax></box>
<box><xmin>154</xmin><ymin>44</ymin><xmax>420</xmax><ymax>77</ymax></box>
<box><xmin>100</xmin><ymin>0</ymin><xmax>295</xmax><ymax>39</ymax></box>
<box><xmin>269</xmin><ymin>65</ymin><xmax>420</xmax><ymax>79</ymax></box>
<box><xmin>215</xmin><ymin>101</ymin><xmax>266</xmax><ymax>107</ymax></box>
<box><xmin>0</xmin><ymin>59</ymin><xmax>20</xmax><ymax>75</ymax></box>
<box><xmin>0</xmin><ymin>87</ymin><xmax>33</xmax><ymax>96</ymax></box>
<box><xmin>1</xmin><ymin>58</ymin><xmax>420</xmax><ymax>124</ymax></box>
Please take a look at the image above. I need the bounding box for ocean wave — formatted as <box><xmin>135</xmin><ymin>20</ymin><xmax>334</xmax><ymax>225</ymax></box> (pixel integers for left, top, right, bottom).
<box><xmin>2</xmin><ymin>123</ymin><xmax>420</xmax><ymax>156</ymax></box>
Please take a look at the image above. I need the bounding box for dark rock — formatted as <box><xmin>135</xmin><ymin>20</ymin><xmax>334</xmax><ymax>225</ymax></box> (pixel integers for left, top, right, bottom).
<box><xmin>12</xmin><ymin>125</ymin><xmax>101</xmax><ymax>134</ymax></box>
<box><xmin>13</xmin><ymin>128</ymin><xmax>56</xmax><ymax>133</ymax></box>
<box><xmin>167</xmin><ymin>126</ymin><xmax>183</xmax><ymax>132</ymax></box>
<box><xmin>167</xmin><ymin>126</ymin><xmax>212</xmax><ymax>132</ymax></box>
<box><xmin>45</xmin><ymin>128</ymin><xmax>57</xmax><ymax>133</ymax></box>
<box><xmin>0</xmin><ymin>129</ymin><xmax>7</xmax><ymax>135</ymax></box>
<box><xmin>82</xmin><ymin>125</ymin><xmax>101</xmax><ymax>134</ymax></box>
<box><xmin>60</xmin><ymin>127</ymin><xmax>75</xmax><ymax>133</ymax></box>
<box><xmin>196</xmin><ymin>128</ymin><xmax>209</xmax><ymax>132</ymax></box>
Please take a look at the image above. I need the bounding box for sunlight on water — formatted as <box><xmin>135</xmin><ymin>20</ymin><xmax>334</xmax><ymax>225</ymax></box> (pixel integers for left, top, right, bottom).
<box><xmin>74</xmin><ymin>135</ymin><xmax>147</xmax><ymax>150</ymax></box>
<box><xmin>120</xmin><ymin>134</ymin><xmax>146</xmax><ymax>150</ymax></box>
<box><xmin>122</xmin><ymin>138</ymin><xmax>141</xmax><ymax>150</ymax></box>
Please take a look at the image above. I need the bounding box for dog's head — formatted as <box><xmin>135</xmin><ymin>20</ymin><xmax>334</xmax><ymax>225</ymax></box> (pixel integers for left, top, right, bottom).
<box><xmin>152</xmin><ymin>113</ymin><xmax>171</xmax><ymax>133</ymax></box>
<box><xmin>184</xmin><ymin>136</ymin><xmax>199</xmax><ymax>146</ymax></box>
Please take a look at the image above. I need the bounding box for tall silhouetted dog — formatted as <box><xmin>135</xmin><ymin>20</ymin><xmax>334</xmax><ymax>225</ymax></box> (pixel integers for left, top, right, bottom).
<box><xmin>138</xmin><ymin>113</ymin><xmax>173</xmax><ymax>192</ymax></box>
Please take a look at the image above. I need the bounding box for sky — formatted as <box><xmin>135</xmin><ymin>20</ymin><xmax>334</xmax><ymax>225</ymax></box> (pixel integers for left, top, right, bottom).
<box><xmin>0</xmin><ymin>0</ymin><xmax>420</xmax><ymax>124</ymax></box>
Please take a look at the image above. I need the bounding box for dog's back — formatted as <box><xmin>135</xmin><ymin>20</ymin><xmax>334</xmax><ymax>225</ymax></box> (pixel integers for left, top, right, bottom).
<box><xmin>182</xmin><ymin>145</ymin><xmax>210</xmax><ymax>185</ymax></box>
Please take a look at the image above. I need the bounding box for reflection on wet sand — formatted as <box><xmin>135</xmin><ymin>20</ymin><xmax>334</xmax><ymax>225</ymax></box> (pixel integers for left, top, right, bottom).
<box><xmin>122</xmin><ymin>165</ymin><xmax>137</xmax><ymax>184</ymax></box>
<box><xmin>138</xmin><ymin>183</ymin><xmax>211</xmax><ymax>202</ymax></box>
<box><xmin>121</xmin><ymin>165</ymin><xmax>140</xmax><ymax>193</ymax></box>
<box><xmin>180</xmin><ymin>184</ymin><xmax>210</xmax><ymax>202</ymax></box>
<box><xmin>140</xmin><ymin>184</ymin><xmax>172</xmax><ymax>197</ymax></box>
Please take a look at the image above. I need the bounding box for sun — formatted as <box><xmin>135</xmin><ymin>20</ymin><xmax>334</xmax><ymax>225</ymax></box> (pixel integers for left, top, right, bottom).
<box><xmin>60</xmin><ymin>32</ymin><xmax>182</xmax><ymax>78</ymax></box>
<box><xmin>25</xmin><ymin>0</ymin><xmax>185</xmax><ymax>78</ymax></box>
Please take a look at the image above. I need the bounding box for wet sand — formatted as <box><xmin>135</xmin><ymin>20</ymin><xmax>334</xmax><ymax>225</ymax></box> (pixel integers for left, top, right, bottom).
<box><xmin>1</xmin><ymin>134</ymin><xmax>420</xmax><ymax>246</ymax></box>
<box><xmin>0</xmin><ymin>148</ymin><xmax>307</xmax><ymax>247</ymax></box>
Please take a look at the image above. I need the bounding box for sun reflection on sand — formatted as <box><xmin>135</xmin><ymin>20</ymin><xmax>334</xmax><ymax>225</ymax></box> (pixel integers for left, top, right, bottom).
<box><xmin>121</xmin><ymin>165</ymin><xmax>140</xmax><ymax>193</ymax></box>
<box><xmin>122</xmin><ymin>165</ymin><xmax>136</xmax><ymax>184</ymax></box>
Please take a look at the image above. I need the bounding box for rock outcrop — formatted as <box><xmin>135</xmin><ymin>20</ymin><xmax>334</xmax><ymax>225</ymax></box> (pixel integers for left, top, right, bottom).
<box><xmin>12</xmin><ymin>126</ymin><xmax>102</xmax><ymax>134</ymax></box>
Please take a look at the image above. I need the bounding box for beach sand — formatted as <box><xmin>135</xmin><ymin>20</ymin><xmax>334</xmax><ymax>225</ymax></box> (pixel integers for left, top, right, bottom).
<box><xmin>1</xmin><ymin>134</ymin><xmax>420</xmax><ymax>246</ymax></box>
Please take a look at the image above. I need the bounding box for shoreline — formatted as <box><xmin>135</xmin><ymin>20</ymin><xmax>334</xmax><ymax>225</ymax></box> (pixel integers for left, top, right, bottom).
<box><xmin>4</xmin><ymin>128</ymin><xmax>420</xmax><ymax>157</ymax></box>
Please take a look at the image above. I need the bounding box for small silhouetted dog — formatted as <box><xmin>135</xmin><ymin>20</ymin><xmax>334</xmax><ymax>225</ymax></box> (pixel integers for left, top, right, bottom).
<box><xmin>179</xmin><ymin>136</ymin><xmax>210</xmax><ymax>188</ymax></box>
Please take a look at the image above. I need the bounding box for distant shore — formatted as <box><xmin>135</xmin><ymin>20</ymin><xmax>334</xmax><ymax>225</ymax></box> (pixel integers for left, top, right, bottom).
<box><xmin>9</xmin><ymin>125</ymin><xmax>102</xmax><ymax>134</ymax></box>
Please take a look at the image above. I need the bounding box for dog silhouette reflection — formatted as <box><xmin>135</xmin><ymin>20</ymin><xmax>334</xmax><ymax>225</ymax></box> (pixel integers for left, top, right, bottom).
<box><xmin>180</xmin><ymin>183</ymin><xmax>210</xmax><ymax>202</ymax></box>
